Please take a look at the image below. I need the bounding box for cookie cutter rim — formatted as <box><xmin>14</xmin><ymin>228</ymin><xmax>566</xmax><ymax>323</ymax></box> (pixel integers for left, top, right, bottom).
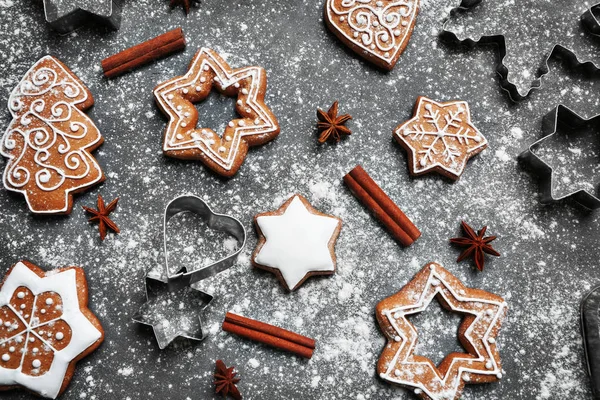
<box><xmin>43</xmin><ymin>0</ymin><xmax>122</xmax><ymax>33</ymax></box>
<box><xmin>133</xmin><ymin>194</ymin><xmax>247</xmax><ymax>349</ymax></box>
<box><xmin>581</xmin><ymin>285</ymin><xmax>600</xmax><ymax>399</ymax></box>
<box><xmin>518</xmin><ymin>104</ymin><xmax>600</xmax><ymax>210</ymax></box>
<box><xmin>132</xmin><ymin>275</ymin><xmax>213</xmax><ymax>349</ymax></box>
<box><xmin>162</xmin><ymin>195</ymin><xmax>247</xmax><ymax>287</ymax></box>
<box><xmin>440</xmin><ymin>0</ymin><xmax>600</xmax><ymax>102</ymax></box>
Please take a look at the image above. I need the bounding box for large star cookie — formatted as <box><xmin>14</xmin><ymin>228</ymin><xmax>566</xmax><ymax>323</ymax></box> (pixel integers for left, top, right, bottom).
<box><xmin>376</xmin><ymin>262</ymin><xmax>507</xmax><ymax>400</ymax></box>
<box><xmin>324</xmin><ymin>0</ymin><xmax>420</xmax><ymax>70</ymax></box>
<box><xmin>252</xmin><ymin>194</ymin><xmax>342</xmax><ymax>291</ymax></box>
<box><xmin>1</xmin><ymin>56</ymin><xmax>105</xmax><ymax>214</ymax></box>
<box><xmin>393</xmin><ymin>97</ymin><xmax>487</xmax><ymax>180</ymax></box>
<box><xmin>0</xmin><ymin>261</ymin><xmax>104</xmax><ymax>399</ymax></box>
<box><xmin>154</xmin><ymin>48</ymin><xmax>280</xmax><ymax>178</ymax></box>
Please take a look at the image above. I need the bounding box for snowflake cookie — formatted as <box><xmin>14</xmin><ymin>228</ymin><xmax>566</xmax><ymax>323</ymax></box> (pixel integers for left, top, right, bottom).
<box><xmin>0</xmin><ymin>261</ymin><xmax>104</xmax><ymax>399</ymax></box>
<box><xmin>376</xmin><ymin>262</ymin><xmax>507</xmax><ymax>400</ymax></box>
<box><xmin>1</xmin><ymin>56</ymin><xmax>105</xmax><ymax>214</ymax></box>
<box><xmin>252</xmin><ymin>194</ymin><xmax>342</xmax><ymax>291</ymax></box>
<box><xmin>154</xmin><ymin>48</ymin><xmax>280</xmax><ymax>178</ymax></box>
<box><xmin>393</xmin><ymin>97</ymin><xmax>487</xmax><ymax>180</ymax></box>
<box><xmin>324</xmin><ymin>0</ymin><xmax>420</xmax><ymax>70</ymax></box>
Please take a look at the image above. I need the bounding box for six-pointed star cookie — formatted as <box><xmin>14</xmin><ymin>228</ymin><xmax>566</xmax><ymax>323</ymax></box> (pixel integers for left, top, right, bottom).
<box><xmin>154</xmin><ymin>48</ymin><xmax>280</xmax><ymax>178</ymax></box>
<box><xmin>394</xmin><ymin>96</ymin><xmax>487</xmax><ymax>180</ymax></box>
<box><xmin>133</xmin><ymin>276</ymin><xmax>212</xmax><ymax>349</ymax></box>
<box><xmin>252</xmin><ymin>194</ymin><xmax>342</xmax><ymax>291</ymax></box>
<box><xmin>0</xmin><ymin>261</ymin><xmax>104</xmax><ymax>399</ymax></box>
<box><xmin>376</xmin><ymin>262</ymin><xmax>507</xmax><ymax>400</ymax></box>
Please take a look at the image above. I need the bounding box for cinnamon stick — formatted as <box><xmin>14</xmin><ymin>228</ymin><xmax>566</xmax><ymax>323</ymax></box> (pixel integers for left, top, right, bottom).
<box><xmin>222</xmin><ymin>312</ymin><xmax>315</xmax><ymax>359</ymax></box>
<box><xmin>102</xmin><ymin>28</ymin><xmax>186</xmax><ymax>78</ymax></box>
<box><xmin>343</xmin><ymin>165</ymin><xmax>420</xmax><ymax>246</ymax></box>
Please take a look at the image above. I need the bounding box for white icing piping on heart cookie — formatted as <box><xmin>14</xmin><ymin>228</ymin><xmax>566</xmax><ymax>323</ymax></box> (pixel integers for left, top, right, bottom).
<box><xmin>379</xmin><ymin>264</ymin><xmax>506</xmax><ymax>400</ymax></box>
<box><xmin>154</xmin><ymin>48</ymin><xmax>278</xmax><ymax>172</ymax></box>
<box><xmin>394</xmin><ymin>97</ymin><xmax>487</xmax><ymax>177</ymax></box>
<box><xmin>0</xmin><ymin>56</ymin><xmax>103</xmax><ymax>214</ymax></box>
<box><xmin>326</xmin><ymin>0</ymin><xmax>418</xmax><ymax>66</ymax></box>
<box><xmin>0</xmin><ymin>262</ymin><xmax>102</xmax><ymax>399</ymax></box>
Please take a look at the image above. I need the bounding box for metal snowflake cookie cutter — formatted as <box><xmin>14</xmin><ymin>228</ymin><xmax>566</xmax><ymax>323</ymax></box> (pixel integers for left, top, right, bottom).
<box><xmin>440</xmin><ymin>0</ymin><xmax>600</xmax><ymax>102</ymax></box>
<box><xmin>581</xmin><ymin>285</ymin><xmax>600</xmax><ymax>399</ymax></box>
<box><xmin>43</xmin><ymin>0</ymin><xmax>121</xmax><ymax>33</ymax></box>
<box><xmin>518</xmin><ymin>105</ymin><xmax>600</xmax><ymax>210</ymax></box>
<box><xmin>133</xmin><ymin>195</ymin><xmax>247</xmax><ymax>349</ymax></box>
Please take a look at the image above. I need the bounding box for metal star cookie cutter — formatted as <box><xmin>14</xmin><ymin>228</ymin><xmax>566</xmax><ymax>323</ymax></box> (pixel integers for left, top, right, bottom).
<box><xmin>518</xmin><ymin>105</ymin><xmax>600</xmax><ymax>210</ymax></box>
<box><xmin>440</xmin><ymin>1</ymin><xmax>600</xmax><ymax>101</ymax></box>
<box><xmin>581</xmin><ymin>285</ymin><xmax>600</xmax><ymax>399</ymax></box>
<box><xmin>133</xmin><ymin>195</ymin><xmax>247</xmax><ymax>349</ymax></box>
<box><xmin>43</xmin><ymin>0</ymin><xmax>122</xmax><ymax>33</ymax></box>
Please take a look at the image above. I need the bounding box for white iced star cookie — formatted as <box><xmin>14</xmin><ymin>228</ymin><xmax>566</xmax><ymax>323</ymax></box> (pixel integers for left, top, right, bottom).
<box><xmin>252</xmin><ymin>194</ymin><xmax>342</xmax><ymax>291</ymax></box>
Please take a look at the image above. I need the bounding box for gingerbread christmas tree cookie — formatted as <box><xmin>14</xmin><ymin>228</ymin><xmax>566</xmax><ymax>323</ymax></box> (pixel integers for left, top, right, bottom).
<box><xmin>376</xmin><ymin>262</ymin><xmax>507</xmax><ymax>400</ymax></box>
<box><xmin>1</xmin><ymin>56</ymin><xmax>105</xmax><ymax>214</ymax></box>
<box><xmin>324</xmin><ymin>0</ymin><xmax>420</xmax><ymax>70</ymax></box>
<box><xmin>393</xmin><ymin>97</ymin><xmax>487</xmax><ymax>180</ymax></box>
<box><xmin>0</xmin><ymin>261</ymin><xmax>104</xmax><ymax>399</ymax></box>
<box><xmin>154</xmin><ymin>48</ymin><xmax>280</xmax><ymax>178</ymax></box>
<box><xmin>252</xmin><ymin>194</ymin><xmax>342</xmax><ymax>291</ymax></box>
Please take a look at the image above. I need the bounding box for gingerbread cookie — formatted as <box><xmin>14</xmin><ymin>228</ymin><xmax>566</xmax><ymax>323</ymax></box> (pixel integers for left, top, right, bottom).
<box><xmin>393</xmin><ymin>97</ymin><xmax>487</xmax><ymax>180</ymax></box>
<box><xmin>154</xmin><ymin>48</ymin><xmax>280</xmax><ymax>178</ymax></box>
<box><xmin>1</xmin><ymin>56</ymin><xmax>105</xmax><ymax>214</ymax></box>
<box><xmin>324</xmin><ymin>0</ymin><xmax>420</xmax><ymax>70</ymax></box>
<box><xmin>0</xmin><ymin>261</ymin><xmax>104</xmax><ymax>399</ymax></box>
<box><xmin>376</xmin><ymin>262</ymin><xmax>507</xmax><ymax>400</ymax></box>
<box><xmin>252</xmin><ymin>194</ymin><xmax>342</xmax><ymax>291</ymax></box>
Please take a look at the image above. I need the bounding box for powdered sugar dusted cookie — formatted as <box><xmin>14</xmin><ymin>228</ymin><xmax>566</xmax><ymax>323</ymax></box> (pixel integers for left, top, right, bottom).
<box><xmin>252</xmin><ymin>194</ymin><xmax>342</xmax><ymax>291</ymax></box>
<box><xmin>1</xmin><ymin>56</ymin><xmax>105</xmax><ymax>214</ymax></box>
<box><xmin>154</xmin><ymin>48</ymin><xmax>280</xmax><ymax>178</ymax></box>
<box><xmin>324</xmin><ymin>0</ymin><xmax>420</xmax><ymax>70</ymax></box>
<box><xmin>376</xmin><ymin>262</ymin><xmax>507</xmax><ymax>400</ymax></box>
<box><xmin>0</xmin><ymin>261</ymin><xmax>104</xmax><ymax>399</ymax></box>
<box><xmin>393</xmin><ymin>97</ymin><xmax>487</xmax><ymax>180</ymax></box>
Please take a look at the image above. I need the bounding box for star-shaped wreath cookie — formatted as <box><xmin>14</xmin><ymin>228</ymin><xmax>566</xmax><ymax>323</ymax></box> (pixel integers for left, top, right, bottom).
<box><xmin>252</xmin><ymin>194</ymin><xmax>342</xmax><ymax>291</ymax></box>
<box><xmin>154</xmin><ymin>48</ymin><xmax>280</xmax><ymax>178</ymax></box>
<box><xmin>394</xmin><ymin>97</ymin><xmax>487</xmax><ymax>180</ymax></box>
<box><xmin>376</xmin><ymin>262</ymin><xmax>507</xmax><ymax>400</ymax></box>
<box><xmin>0</xmin><ymin>261</ymin><xmax>104</xmax><ymax>399</ymax></box>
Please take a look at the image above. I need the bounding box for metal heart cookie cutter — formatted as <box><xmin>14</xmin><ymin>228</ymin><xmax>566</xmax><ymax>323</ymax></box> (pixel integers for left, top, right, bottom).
<box><xmin>440</xmin><ymin>0</ymin><xmax>600</xmax><ymax>101</ymax></box>
<box><xmin>581</xmin><ymin>285</ymin><xmax>600</xmax><ymax>399</ymax></box>
<box><xmin>518</xmin><ymin>105</ymin><xmax>600</xmax><ymax>210</ymax></box>
<box><xmin>133</xmin><ymin>195</ymin><xmax>247</xmax><ymax>349</ymax></box>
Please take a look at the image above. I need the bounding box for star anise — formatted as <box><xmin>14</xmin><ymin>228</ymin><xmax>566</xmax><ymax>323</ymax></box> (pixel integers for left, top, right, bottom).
<box><xmin>83</xmin><ymin>194</ymin><xmax>120</xmax><ymax>241</ymax></box>
<box><xmin>214</xmin><ymin>360</ymin><xmax>242</xmax><ymax>400</ymax></box>
<box><xmin>449</xmin><ymin>221</ymin><xmax>500</xmax><ymax>272</ymax></box>
<box><xmin>169</xmin><ymin>0</ymin><xmax>198</xmax><ymax>14</ymax></box>
<box><xmin>317</xmin><ymin>101</ymin><xmax>352</xmax><ymax>144</ymax></box>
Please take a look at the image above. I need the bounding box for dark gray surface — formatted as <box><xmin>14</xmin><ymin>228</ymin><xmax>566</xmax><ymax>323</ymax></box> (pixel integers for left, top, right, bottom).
<box><xmin>1</xmin><ymin>0</ymin><xmax>600</xmax><ymax>399</ymax></box>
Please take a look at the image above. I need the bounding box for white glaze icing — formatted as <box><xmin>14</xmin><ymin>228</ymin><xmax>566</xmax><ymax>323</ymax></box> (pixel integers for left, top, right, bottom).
<box><xmin>154</xmin><ymin>48</ymin><xmax>278</xmax><ymax>172</ymax></box>
<box><xmin>0</xmin><ymin>56</ymin><xmax>104</xmax><ymax>214</ymax></box>
<box><xmin>326</xmin><ymin>0</ymin><xmax>419</xmax><ymax>66</ymax></box>
<box><xmin>394</xmin><ymin>97</ymin><xmax>487</xmax><ymax>178</ymax></box>
<box><xmin>0</xmin><ymin>262</ymin><xmax>102</xmax><ymax>399</ymax></box>
<box><xmin>380</xmin><ymin>264</ymin><xmax>506</xmax><ymax>400</ymax></box>
<box><xmin>255</xmin><ymin>196</ymin><xmax>341</xmax><ymax>290</ymax></box>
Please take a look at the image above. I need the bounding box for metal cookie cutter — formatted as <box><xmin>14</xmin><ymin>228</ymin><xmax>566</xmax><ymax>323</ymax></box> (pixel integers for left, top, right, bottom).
<box><xmin>43</xmin><ymin>0</ymin><xmax>122</xmax><ymax>33</ymax></box>
<box><xmin>518</xmin><ymin>105</ymin><xmax>600</xmax><ymax>210</ymax></box>
<box><xmin>133</xmin><ymin>195</ymin><xmax>247</xmax><ymax>349</ymax></box>
<box><xmin>582</xmin><ymin>286</ymin><xmax>600</xmax><ymax>399</ymax></box>
<box><xmin>440</xmin><ymin>1</ymin><xmax>600</xmax><ymax>101</ymax></box>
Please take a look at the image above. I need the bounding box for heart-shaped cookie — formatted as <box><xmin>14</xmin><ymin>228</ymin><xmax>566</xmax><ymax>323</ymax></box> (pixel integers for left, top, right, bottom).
<box><xmin>324</xmin><ymin>0</ymin><xmax>420</xmax><ymax>70</ymax></box>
